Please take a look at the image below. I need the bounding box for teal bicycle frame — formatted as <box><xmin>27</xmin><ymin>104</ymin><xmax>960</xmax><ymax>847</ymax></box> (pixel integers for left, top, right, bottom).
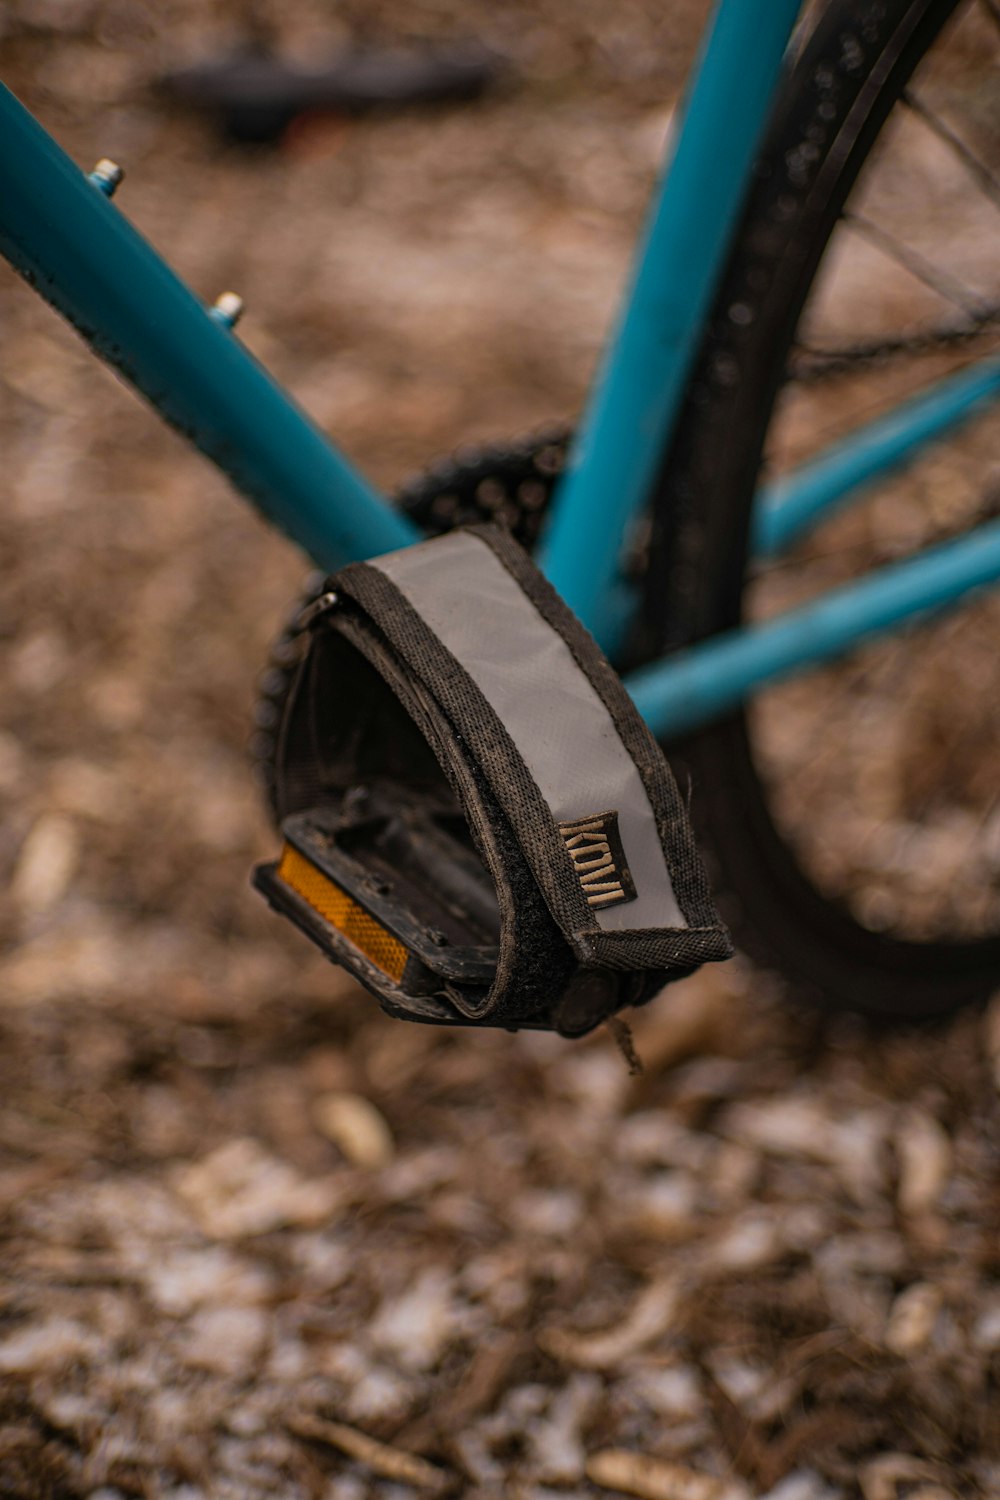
<box><xmin>2</xmin><ymin>0</ymin><xmax>999</xmax><ymax>740</ymax></box>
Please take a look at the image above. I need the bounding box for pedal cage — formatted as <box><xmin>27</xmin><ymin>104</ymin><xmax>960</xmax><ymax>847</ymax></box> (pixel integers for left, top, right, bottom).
<box><xmin>255</xmin><ymin>800</ymin><xmax>505</xmax><ymax>1027</ymax></box>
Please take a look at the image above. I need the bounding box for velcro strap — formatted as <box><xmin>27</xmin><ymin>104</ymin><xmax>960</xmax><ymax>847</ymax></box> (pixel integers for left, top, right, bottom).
<box><xmin>268</xmin><ymin>525</ymin><xmax>731</xmax><ymax>1032</ymax></box>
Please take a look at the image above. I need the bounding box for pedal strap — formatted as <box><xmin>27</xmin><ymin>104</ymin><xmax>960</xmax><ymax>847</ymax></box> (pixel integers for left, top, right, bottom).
<box><xmin>257</xmin><ymin>525</ymin><xmax>731</xmax><ymax>1033</ymax></box>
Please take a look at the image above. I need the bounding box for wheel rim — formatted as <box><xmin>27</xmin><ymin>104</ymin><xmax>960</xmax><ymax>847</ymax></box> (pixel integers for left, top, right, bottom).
<box><xmin>746</xmin><ymin>0</ymin><xmax>1000</xmax><ymax>948</ymax></box>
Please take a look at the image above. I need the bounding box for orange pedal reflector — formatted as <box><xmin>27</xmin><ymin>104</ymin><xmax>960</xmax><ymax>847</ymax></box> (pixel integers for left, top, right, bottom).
<box><xmin>277</xmin><ymin>843</ymin><xmax>407</xmax><ymax>983</ymax></box>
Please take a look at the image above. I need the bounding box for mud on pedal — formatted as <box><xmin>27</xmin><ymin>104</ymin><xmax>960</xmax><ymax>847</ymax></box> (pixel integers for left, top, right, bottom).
<box><xmin>253</xmin><ymin>525</ymin><xmax>731</xmax><ymax>1035</ymax></box>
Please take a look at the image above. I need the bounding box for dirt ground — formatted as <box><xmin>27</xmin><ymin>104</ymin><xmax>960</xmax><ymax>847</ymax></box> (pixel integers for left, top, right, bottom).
<box><xmin>2</xmin><ymin>1</ymin><xmax>1000</xmax><ymax>1497</ymax></box>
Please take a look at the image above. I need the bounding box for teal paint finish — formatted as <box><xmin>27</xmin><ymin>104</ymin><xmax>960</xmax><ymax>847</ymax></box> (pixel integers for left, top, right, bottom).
<box><xmin>538</xmin><ymin>0</ymin><xmax>803</xmax><ymax>639</ymax></box>
<box><xmin>0</xmin><ymin>84</ymin><xmax>418</xmax><ymax>571</ymax></box>
<box><xmin>5</xmin><ymin>44</ymin><xmax>997</xmax><ymax>752</ymax></box>
<box><xmin>627</xmin><ymin>516</ymin><xmax>1000</xmax><ymax>739</ymax></box>
<box><xmin>756</xmin><ymin>356</ymin><xmax>1000</xmax><ymax>556</ymax></box>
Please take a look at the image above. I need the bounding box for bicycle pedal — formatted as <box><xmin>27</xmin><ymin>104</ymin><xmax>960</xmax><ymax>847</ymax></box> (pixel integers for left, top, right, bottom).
<box><xmin>256</xmin><ymin>800</ymin><xmax>502</xmax><ymax>1027</ymax></box>
<box><xmin>253</xmin><ymin>525</ymin><xmax>731</xmax><ymax>1034</ymax></box>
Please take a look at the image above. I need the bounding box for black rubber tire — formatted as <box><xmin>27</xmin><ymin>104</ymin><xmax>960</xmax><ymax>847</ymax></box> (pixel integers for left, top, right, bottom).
<box><xmin>640</xmin><ymin>0</ymin><xmax>1000</xmax><ymax>1019</ymax></box>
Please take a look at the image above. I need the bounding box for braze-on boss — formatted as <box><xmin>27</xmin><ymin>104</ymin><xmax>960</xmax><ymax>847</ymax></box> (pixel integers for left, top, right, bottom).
<box><xmin>253</xmin><ymin>526</ymin><xmax>732</xmax><ymax>1034</ymax></box>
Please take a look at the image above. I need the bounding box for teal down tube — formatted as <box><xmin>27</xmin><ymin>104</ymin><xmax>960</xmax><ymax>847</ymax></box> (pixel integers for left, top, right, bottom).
<box><xmin>0</xmin><ymin>84</ymin><xmax>418</xmax><ymax>571</ymax></box>
<box><xmin>626</xmin><ymin>515</ymin><xmax>1000</xmax><ymax>741</ymax></box>
<box><xmin>539</xmin><ymin>0</ymin><xmax>803</xmax><ymax>642</ymax></box>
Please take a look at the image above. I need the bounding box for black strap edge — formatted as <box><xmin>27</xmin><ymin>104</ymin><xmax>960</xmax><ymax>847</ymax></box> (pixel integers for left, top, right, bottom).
<box><xmin>464</xmin><ymin>524</ymin><xmax>729</xmax><ymax>941</ymax></box>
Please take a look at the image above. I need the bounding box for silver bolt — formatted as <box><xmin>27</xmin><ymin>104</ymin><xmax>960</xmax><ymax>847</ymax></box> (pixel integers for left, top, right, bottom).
<box><xmin>210</xmin><ymin>291</ymin><xmax>245</xmax><ymax>330</ymax></box>
<box><xmin>88</xmin><ymin>158</ymin><xmax>124</xmax><ymax>197</ymax></box>
<box><xmin>294</xmin><ymin>591</ymin><xmax>338</xmax><ymax>631</ymax></box>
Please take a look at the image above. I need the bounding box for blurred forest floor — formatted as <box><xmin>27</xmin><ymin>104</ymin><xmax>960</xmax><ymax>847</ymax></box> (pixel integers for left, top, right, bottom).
<box><xmin>1</xmin><ymin>1</ymin><xmax>999</xmax><ymax>1496</ymax></box>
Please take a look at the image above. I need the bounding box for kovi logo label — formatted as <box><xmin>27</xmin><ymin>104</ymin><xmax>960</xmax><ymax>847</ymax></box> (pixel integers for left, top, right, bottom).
<box><xmin>558</xmin><ymin>810</ymin><xmax>637</xmax><ymax>909</ymax></box>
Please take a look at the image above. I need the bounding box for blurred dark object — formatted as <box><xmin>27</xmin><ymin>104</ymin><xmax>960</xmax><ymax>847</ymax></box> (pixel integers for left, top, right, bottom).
<box><xmin>159</xmin><ymin>44</ymin><xmax>506</xmax><ymax>144</ymax></box>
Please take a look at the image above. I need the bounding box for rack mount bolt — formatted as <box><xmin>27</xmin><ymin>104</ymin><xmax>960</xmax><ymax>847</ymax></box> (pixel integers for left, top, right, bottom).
<box><xmin>88</xmin><ymin>159</ymin><xmax>124</xmax><ymax>197</ymax></box>
<box><xmin>210</xmin><ymin>291</ymin><xmax>245</xmax><ymax>329</ymax></box>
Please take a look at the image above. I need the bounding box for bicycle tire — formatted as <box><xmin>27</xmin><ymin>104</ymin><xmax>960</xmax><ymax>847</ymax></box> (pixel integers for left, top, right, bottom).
<box><xmin>640</xmin><ymin>0</ymin><xmax>1000</xmax><ymax>1018</ymax></box>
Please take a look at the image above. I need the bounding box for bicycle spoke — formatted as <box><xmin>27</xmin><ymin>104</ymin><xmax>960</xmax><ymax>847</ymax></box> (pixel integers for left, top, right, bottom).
<box><xmin>842</xmin><ymin>211</ymin><xmax>988</xmax><ymax>315</ymax></box>
<box><xmin>758</xmin><ymin>354</ymin><xmax>1000</xmax><ymax>556</ymax></box>
<box><xmin>754</xmin><ymin>612</ymin><xmax>999</xmax><ymax>936</ymax></box>
<box><xmin>790</xmin><ymin>308</ymin><xmax>1000</xmax><ymax>381</ymax></box>
<box><xmin>752</xmin><ymin>535</ymin><xmax>935</xmax><ymax>579</ymax></box>
<box><xmin>902</xmin><ymin>89</ymin><xmax>1000</xmax><ymax>213</ymax></box>
<box><xmin>770</xmin><ymin>346</ymin><xmax>1000</xmax><ymax>480</ymax></box>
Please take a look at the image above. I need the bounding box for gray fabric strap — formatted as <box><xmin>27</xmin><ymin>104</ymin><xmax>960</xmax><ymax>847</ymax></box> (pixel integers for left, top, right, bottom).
<box><xmin>372</xmin><ymin>530</ymin><xmax>686</xmax><ymax>932</ymax></box>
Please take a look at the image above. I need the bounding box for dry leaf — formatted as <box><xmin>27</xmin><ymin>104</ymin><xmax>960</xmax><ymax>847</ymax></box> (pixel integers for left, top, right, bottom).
<box><xmin>288</xmin><ymin>1413</ymin><xmax>448</xmax><ymax>1492</ymax></box>
<box><xmin>895</xmin><ymin>1110</ymin><xmax>951</xmax><ymax>1217</ymax></box>
<box><xmin>884</xmin><ymin>1282</ymin><xmax>941</xmax><ymax>1356</ymax></box>
<box><xmin>312</xmin><ymin>1090</ymin><xmax>394</xmax><ymax>1168</ymax></box>
<box><xmin>540</xmin><ymin>1279</ymin><xmax>677</xmax><ymax>1370</ymax></box>
<box><xmin>12</xmin><ymin>814</ymin><xmax>78</xmax><ymax>914</ymax></box>
<box><xmin>527</xmin><ymin>1373</ymin><xmax>600</xmax><ymax>1483</ymax></box>
<box><xmin>859</xmin><ymin>1454</ymin><xmax>939</xmax><ymax>1500</ymax></box>
<box><xmin>172</xmin><ymin>1138</ymin><xmax>341</xmax><ymax>1239</ymax></box>
<box><xmin>628</xmin><ymin>971</ymin><xmax>737</xmax><ymax>1084</ymax></box>
<box><xmin>722</xmin><ymin>1096</ymin><xmax>886</xmax><ymax>1201</ymax></box>
<box><xmin>0</xmin><ymin>1319</ymin><xmax>99</xmax><ymax>1375</ymax></box>
<box><xmin>183</xmin><ymin>1305</ymin><xmax>268</xmax><ymax>1375</ymax></box>
<box><xmin>587</xmin><ymin>1449</ymin><xmax>724</xmax><ymax>1500</ymax></box>
<box><xmin>370</xmin><ymin>1267</ymin><xmax>457</xmax><ymax>1371</ymax></box>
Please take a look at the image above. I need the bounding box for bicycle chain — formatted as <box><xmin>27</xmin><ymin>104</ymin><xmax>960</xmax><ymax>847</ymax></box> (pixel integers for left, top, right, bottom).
<box><xmin>790</xmin><ymin>306</ymin><xmax>1000</xmax><ymax>384</ymax></box>
<box><xmin>250</xmin><ymin>427</ymin><xmax>571</xmax><ymax>818</ymax></box>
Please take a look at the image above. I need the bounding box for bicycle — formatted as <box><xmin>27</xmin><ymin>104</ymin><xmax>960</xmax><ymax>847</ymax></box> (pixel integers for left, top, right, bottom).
<box><xmin>2</xmin><ymin>0</ymin><xmax>998</xmax><ymax>1022</ymax></box>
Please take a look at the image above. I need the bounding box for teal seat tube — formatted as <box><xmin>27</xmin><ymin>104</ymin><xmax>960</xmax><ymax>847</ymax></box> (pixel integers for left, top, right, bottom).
<box><xmin>0</xmin><ymin>84</ymin><xmax>418</xmax><ymax>572</ymax></box>
<box><xmin>539</xmin><ymin>0</ymin><xmax>803</xmax><ymax>642</ymax></box>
